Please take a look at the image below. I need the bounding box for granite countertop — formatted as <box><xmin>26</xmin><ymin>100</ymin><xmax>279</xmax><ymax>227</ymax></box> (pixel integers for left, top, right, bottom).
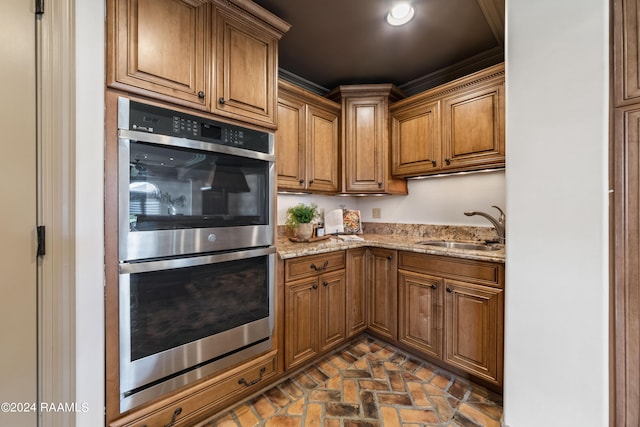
<box><xmin>277</xmin><ymin>233</ymin><xmax>505</xmax><ymax>263</ymax></box>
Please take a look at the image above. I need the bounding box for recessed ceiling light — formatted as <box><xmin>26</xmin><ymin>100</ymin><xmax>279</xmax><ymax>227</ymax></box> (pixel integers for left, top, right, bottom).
<box><xmin>387</xmin><ymin>2</ymin><xmax>414</xmax><ymax>26</ymax></box>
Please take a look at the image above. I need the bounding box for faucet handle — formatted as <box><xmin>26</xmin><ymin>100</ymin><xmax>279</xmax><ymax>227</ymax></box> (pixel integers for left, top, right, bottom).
<box><xmin>491</xmin><ymin>205</ymin><xmax>505</xmax><ymax>224</ymax></box>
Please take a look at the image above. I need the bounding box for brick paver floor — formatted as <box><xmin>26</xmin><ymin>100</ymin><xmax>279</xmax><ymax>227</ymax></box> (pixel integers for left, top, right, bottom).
<box><xmin>200</xmin><ymin>335</ymin><xmax>503</xmax><ymax>427</ymax></box>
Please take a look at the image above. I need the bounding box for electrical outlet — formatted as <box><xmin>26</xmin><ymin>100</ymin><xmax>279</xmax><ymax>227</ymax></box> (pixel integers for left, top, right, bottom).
<box><xmin>372</xmin><ymin>207</ymin><xmax>381</xmax><ymax>219</ymax></box>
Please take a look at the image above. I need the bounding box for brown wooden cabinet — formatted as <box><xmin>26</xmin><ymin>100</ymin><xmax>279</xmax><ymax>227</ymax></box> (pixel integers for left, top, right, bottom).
<box><xmin>614</xmin><ymin>2</ymin><xmax>640</xmax><ymax>423</ymax></box>
<box><xmin>345</xmin><ymin>248</ymin><xmax>368</xmax><ymax>338</ymax></box>
<box><xmin>212</xmin><ymin>1</ymin><xmax>281</xmax><ymax>126</ymax></box>
<box><xmin>398</xmin><ymin>270</ymin><xmax>442</xmax><ymax>359</ymax></box>
<box><xmin>398</xmin><ymin>251</ymin><xmax>504</xmax><ymax>386</ymax></box>
<box><xmin>284</xmin><ymin>251</ymin><xmax>346</xmax><ymax>370</ymax></box>
<box><xmin>276</xmin><ymin>80</ymin><xmax>341</xmax><ymax>193</ymax></box>
<box><xmin>107</xmin><ymin>0</ymin><xmax>210</xmax><ymax>110</ymax></box>
<box><xmin>366</xmin><ymin>248</ymin><xmax>398</xmax><ymax>340</ymax></box>
<box><xmin>391</xmin><ymin>63</ymin><xmax>505</xmax><ymax>177</ymax></box>
<box><xmin>329</xmin><ymin>85</ymin><xmax>407</xmax><ymax>194</ymax></box>
<box><xmin>443</xmin><ymin>279</ymin><xmax>503</xmax><ymax>385</ymax></box>
<box><xmin>107</xmin><ymin>0</ymin><xmax>290</xmax><ymax>128</ymax></box>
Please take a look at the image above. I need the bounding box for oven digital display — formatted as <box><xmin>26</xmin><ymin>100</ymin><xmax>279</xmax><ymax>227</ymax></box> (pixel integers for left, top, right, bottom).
<box><xmin>201</xmin><ymin>122</ymin><xmax>222</xmax><ymax>140</ymax></box>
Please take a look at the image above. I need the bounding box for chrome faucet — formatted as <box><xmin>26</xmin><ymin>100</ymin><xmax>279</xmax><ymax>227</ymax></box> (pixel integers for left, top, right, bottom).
<box><xmin>464</xmin><ymin>205</ymin><xmax>506</xmax><ymax>244</ymax></box>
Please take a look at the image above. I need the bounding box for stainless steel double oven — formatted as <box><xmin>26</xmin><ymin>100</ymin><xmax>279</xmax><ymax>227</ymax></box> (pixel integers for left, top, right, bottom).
<box><xmin>117</xmin><ymin>97</ymin><xmax>275</xmax><ymax>411</ymax></box>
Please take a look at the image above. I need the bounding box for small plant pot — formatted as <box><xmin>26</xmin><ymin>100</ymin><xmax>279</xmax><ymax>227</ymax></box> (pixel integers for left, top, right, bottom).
<box><xmin>296</xmin><ymin>223</ymin><xmax>314</xmax><ymax>240</ymax></box>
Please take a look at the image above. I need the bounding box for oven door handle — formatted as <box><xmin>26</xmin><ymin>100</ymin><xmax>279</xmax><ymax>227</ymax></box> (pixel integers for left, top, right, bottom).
<box><xmin>119</xmin><ymin>246</ymin><xmax>276</xmax><ymax>274</ymax></box>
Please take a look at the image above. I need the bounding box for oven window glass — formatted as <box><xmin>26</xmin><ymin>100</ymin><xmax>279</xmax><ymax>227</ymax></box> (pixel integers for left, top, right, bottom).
<box><xmin>128</xmin><ymin>256</ymin><xmax>269</xmax><ymax>361</ymax></box>
<box><xmin>128</xmin><ymin>141</ymin><xmax>269</xmax><ymax>231</ymax></box>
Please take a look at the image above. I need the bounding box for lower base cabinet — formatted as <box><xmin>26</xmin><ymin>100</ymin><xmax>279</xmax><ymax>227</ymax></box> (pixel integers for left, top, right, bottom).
<box><xmin>366</xmin><ymin>248</ymin><xmax>398</xmax><ymax>340</ymax></box>
<box><xmin>284</xmin><ymin>251</ymin><xmax>346</xmax><ymax>370</ymax></box>
<box><xmin>397</xmin><ymin>251</ymin><xmax>505</xmax><ymax>386</ymax></box>
<box><xmin>398</xmin><ymin>270</ymin><xmax>443</xmax><ymax>359</ymax></box>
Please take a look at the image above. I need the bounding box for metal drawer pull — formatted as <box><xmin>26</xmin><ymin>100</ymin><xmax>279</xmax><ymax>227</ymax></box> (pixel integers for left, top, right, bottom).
<box><xmin>164</xmin><ymin>408</ymin><xmax>182</xmax><ymax>427</ymax></box>
<box><xmin>310</xmin><ymin>260</ymin><xmax>329</xmax><ymax>271</ymax></box>
<box><xmin>446</xmin><ymin>287</ymin><xmax>453</xmax><ymax>293</ymax></box>
<box><xmin>238</xmin><ymin>367</ymin><xmax>266</xmax><ymax>387</ymax></box>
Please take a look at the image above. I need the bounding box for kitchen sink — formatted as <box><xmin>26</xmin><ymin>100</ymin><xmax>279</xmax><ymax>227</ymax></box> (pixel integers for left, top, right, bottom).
<box><xmin>415</xmin><ymin>240</ymin><xmax>502</xmax><ymax>251</ymax></box>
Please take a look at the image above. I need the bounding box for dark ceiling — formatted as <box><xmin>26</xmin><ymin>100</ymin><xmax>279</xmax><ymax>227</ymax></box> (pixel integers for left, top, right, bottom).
<box><xmin>252</xmin><ymin>0</ymin><xmax>505</xmax><ymax>95</ymax></box>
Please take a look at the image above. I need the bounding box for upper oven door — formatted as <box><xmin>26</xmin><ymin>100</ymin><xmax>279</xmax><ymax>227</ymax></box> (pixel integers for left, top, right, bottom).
<box><xmin>118</xmin><ymin>129</ymin><xmax>275</xmax><ymax>261</ymax></box>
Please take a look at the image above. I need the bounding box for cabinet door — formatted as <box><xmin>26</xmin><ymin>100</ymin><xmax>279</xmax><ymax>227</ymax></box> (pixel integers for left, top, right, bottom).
<box><xmin>444</xmin><ymin>279</ymin><xmax>504</xmax><ymax>385</ymax></box>
<box><xmin>285</xmin><ymin>278</ymin><xmax>319</xmax><ymax>370</ymax></box>
<box><xmin>367</xmin><ymin>248</ymin><xmax>397</xmax><ymax>340</ymax></box>
<box><xmin>108</xmin><ymin>0</ymin><xmax>209</xmax><ymax>109</ymax></box>
<box><xmin>616</xmin><ymin>0</ymin><xmax>640</xmax><ymax>104</ymax></box>
<box><xmin>276</xmin><ymin>96</ymin><xmax>306</xmax><ymax>191</ymax></box>
<box><xmin>318</xmin><ymin>270</ymin><xmax>346</xmax><ymax>352</ymax></box>
<box><xmin>343</xmin><ymin>97</ymin><xmax>385</xmax><ymax>192</ymax></box>
<box><xmin>398</xmin><ymin>270</ymin><xmax>443</xmax><ymax>359</ymax></box>
<box><xmin>391</xmin><ymin>100</ymin><xmax>441</xmax><ymax>176</ymax></box>
<box><xmin>441</xmin><ymin>82</ymin><xmax>505</xmax><ymax>171</ymax></box>
<box><xmin>345</xmin><ymin>248</ymin><xmax>367</xmax><ymax>338</ymax></box>
<box><xmin>214</xmin><ymin>6</ymin><xmax>277</xmax><ymax>126</ymax></box>
<box><xmin>307</xmin><ymin>104</ymin><xmax>340</xmax><ymax>192</ymax></box>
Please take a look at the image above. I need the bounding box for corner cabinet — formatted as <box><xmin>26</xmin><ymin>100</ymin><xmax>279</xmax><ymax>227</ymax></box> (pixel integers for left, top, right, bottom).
<box><xmin>366</xmin><ymin>248</ymin><xmax>398</xmax><ymax>340</ymax></box>
<box><xmin>397</xmin><ymin>251</ymin><xmax>505</xmax><ymax>386</ymax></box>
<box><xmin>391</xmin><ymin>63</ymin><xmax>505</xmax><ymax>177</ymax></box>
<box><xmin>283</xmin><ymin>251</ymin><xmax>346</xmax><ymax>370</ymax></box>
<box><xmin>329</xmin><ymin>85</ymin><xmax>408</xmax><ymax>194</ymax></box>
<box><xmin>276</xmin><ymin>80</ymin><xmax>341</xmax><ymax>193</ymax></box>
<box><xmin>345</xmin><ymin>248</ymin><xmax>368</xmax><ymax>338</ymax></box>
<box><xmin>107</xmin><ymin>0</ymin><xmax>290</xmax><ymax>128</ymax></box>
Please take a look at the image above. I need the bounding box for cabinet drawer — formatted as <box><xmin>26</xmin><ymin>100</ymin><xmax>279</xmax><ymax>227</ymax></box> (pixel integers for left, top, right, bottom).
<box><xmin>285</xmin><ymin>251</ymin><xmax>346</xmax><ymax>281</ymax></box>
<box><xmin>111</xmin><ymin>350</ymin><xmax>277</xmax><ymax>427</ymax></box>
<box><xmin>398</xmin><ymin>252</ymin><xmax>503</xmax><ymax>288</ymax></box>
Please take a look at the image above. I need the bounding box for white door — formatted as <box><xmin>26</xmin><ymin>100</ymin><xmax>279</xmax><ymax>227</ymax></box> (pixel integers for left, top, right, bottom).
<box><xmin>0</xmin><ymin>1</ymin><xmax>38</xmax><ymax>426</ymax></box>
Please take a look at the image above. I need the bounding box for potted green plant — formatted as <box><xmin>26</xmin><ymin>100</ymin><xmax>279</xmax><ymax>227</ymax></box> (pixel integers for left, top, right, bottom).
<box><xmin>286</xmin><ymin>203</ymin><xmax>319</xmax><ymax>240</ymax></box>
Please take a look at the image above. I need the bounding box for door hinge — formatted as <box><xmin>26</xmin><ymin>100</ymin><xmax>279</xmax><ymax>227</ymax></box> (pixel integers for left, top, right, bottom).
<box><xmin>35</xmin><ymin>0</ymin><xmax>44</xmax><ymax>15</ymax></box>
<box><xmin>37</xmin><ymin>225</ymin><xmax>46</xmax><ymax>257</ymax></box>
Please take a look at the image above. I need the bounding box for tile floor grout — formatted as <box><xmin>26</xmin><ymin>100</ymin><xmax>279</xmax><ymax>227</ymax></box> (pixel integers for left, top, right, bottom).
<box><xmin>200</xmin><ymin>335</ymin><xmax>503</xmax><ymax>427</ymax></box>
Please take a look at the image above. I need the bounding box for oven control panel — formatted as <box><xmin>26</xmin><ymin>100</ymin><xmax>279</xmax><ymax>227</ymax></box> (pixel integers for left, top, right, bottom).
<box><xmin>124</xmin><ymin>99</ymin><xmax>271</xmax><ymax>154</ymax></box>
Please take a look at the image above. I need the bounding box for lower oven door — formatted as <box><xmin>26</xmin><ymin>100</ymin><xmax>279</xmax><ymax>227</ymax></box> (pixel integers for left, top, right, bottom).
<box><xmin>118</xmin><ymin>246</ymin><xmax>275</xmax><ymax>411</ymax></box>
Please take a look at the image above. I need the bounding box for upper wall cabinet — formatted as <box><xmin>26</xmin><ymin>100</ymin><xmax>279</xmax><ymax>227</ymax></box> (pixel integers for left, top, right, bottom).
<box><xmin>107</xmin><ymin>0</ymin><xmax>290</xmax><ymax>128</ymax></box>
<box><xmin>276</xmin><ymin>80</ymin><xmax>341</xmax><ymax>193</ymax></box>
<box><xmin>391</xmin><ymin>63</ymin><xmax>505</xmax><ymax>177</ymax></box>
<box><xmin>616</xmin><ymin>0</ymin><xmax>640</xmax><ymax>106</ymax></box>
<box><xmin>329</xmin><ymin>85</ymin><xmax>408</xmax><ymax>194</ymax></box>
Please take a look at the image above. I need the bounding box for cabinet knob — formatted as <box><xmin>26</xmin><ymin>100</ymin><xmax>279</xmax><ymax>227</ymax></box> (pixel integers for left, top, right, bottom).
<box><xmin>431</xmin><ymin>160</ymin><xmax>437</xmax><ymax>167</ymax></box>
<box><xmin>312</xmin><ymin>284</ymin><xmax>318</xmax><ymax>290</ymax></box>
<box><xmin>218</xmin><ymin>97</ymin><xmax>226</xmax><ymax>105</ymax></box>
<box><xmin>323</xmin><ymin>281</ymin><xmax>329</xmax><ymax>287</ymax></box>
<box><xmin>387</xmin><ymin>255</ymin><xmax>392</xmax><ymax>260</ymax></box>
<box><xmin>299</xmin><ymin>179</ymin><xmax>304</xmax><ymax>185</ymax></box>
<box><xmin>431</xmin><ymin>284</ymin><xmax>437</xmax><ymax>290</ymax></box>
<box><xmin>309</xmin><ymin>179</ymin><xmax>314</xmax><ymax>185</ymax></box>
<box><xmin>446</xmin><ymin>287</ymin><xmax>453</xmax><ymax>293</ymax></box>
<box><xmin>445</xmin><ymin>158</ymin><xmax>451</xmax><ymax>165</ymax></box>
<box><xmin>197</xmin><ymin>91</ymin><xmax>205</xmax><ymax>99</ymax></box>
<box><xmin>378</xmin><ymin>181</ymin><xmax>383</xmax><ymax>188</ymax></box>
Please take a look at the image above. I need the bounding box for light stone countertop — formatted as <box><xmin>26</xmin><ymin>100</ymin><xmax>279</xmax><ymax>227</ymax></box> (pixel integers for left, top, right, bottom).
<box><xmin>277</xmin><ymin>233</ymin><xmax>505</xmax><ymax>263</ymax></box>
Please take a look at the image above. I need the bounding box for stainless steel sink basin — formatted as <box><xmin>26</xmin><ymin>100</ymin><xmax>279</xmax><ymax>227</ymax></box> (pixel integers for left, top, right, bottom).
<box><xmin>416</xmin><ymin>240</ymin><xmax>502</xmax><ymax>251</ymax></box>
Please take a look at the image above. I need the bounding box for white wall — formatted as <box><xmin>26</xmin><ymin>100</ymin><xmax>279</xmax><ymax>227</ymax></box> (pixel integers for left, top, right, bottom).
<box><xmin>504</xmin><ymin>0</ymin><xmax>609</xmax><ymax>426</ymax></box>
<box><xmin>278</xmin><ymin>170</ymin><xmax>505</xmax><ymax>226</ymax></box>
<box><xmin>75</xmin><ymin>0</ymin><xmax>105</xmax><ymax>425</ymax></box>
